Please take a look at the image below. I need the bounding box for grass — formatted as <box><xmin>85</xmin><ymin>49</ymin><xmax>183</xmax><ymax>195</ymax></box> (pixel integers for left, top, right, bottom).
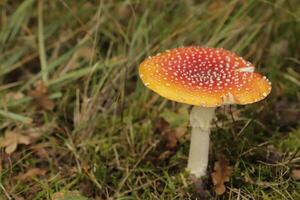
<box><xmin>0</xmin><ymin>0</ymin><xmax>300</xmax><ymax>199</ymax></box>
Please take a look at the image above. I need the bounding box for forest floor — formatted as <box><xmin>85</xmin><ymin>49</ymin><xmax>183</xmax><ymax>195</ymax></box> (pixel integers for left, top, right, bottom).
<box><xmin>0</xmin><ymin>1</ymin><xmax>300</xmax><ymax>199</ymax></box>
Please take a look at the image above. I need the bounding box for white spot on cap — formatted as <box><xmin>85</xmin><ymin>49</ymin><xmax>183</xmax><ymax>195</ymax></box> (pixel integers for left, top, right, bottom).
<box><xmin>236</xmin><ymin>66</ymin><xmax>255</xmax><ymax>72</ymax></box>
<box><xmin>262</xmin><ymin>92</ymin><xmax>267</xmax><ymax>97</ymax></box>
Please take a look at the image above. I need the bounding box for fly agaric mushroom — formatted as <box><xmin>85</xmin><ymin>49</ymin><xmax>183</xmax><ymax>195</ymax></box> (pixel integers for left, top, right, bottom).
<box><xmin>139</xmin><ymin>46</ymin><xmax>271</xmax><ymax>178</ymax></box>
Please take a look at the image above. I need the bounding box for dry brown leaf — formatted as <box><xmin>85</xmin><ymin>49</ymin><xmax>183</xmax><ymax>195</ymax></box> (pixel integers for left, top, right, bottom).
<box><xmin>164</xmin><ymin>126</ymin><xmax>187</xmax><ymax>149</ymax></box>
<box><xmin>175</xmin><ymin>126</ymin><xmax>186</xmax><ymax>140</ymax></box>
<box><xmin>163</xmin><ymin>131</ymin><xmax>178</xmax><ymax>149</ymax></box>
<box><xmin>211</xmin><ymin>155</ymin><xmax>232</xmax><ymax>195</ymax></box>
<box><xmin>0</xmin><ymin>125</ymin><xmax>46</xmax><ymax>154</ymax></box>
<box><xmin>0</xmin><ymin>131</ymin><xmax>31</xmax><ymax>154</ymax></box>
<box><xmin>28</xmin><ymin>80</ymin><xmax>54</xmax><ymax>111</ymax></box>
<box><xmin>17</xmin><ymin>168</ymin><xmax>46</xmax><ymax>181</ymax></box>
<box><xmin>156</xmin><ymin>118</ymin><xmax>187</xmax><ymax>150</ymax></box>
<box><xmin>155</xmin><ymin>118</ymin><xmax>169</xmax><ymax>132</ymax></box>
<box><xmin>291</xmin><ymin>169</ymin><xmax>300</xmax><ymax>180</ymax></box>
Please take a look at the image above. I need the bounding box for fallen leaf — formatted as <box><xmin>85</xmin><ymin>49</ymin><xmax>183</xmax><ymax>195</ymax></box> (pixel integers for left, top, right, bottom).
<box><xmin>155</xmin><ymin>118</ymin><xmax>169</xmax><ymax>133</ymax></box>
<box><xmin>153</xmin><ymin>117</ymin><xmax>187</xmax><ymax>161</ymax></box>
<box><xmin>175</xmin><ymin>126</ymin><xmax>187</xmax><ymax>140</ymax></box>
<box><xmin>211</xmin><ymin>155</ymin><xmax>232</xmax><ymax>195</ymax></box>
<box><xmin>291</xmin><ymin>169</ymin><xmax>300</xmax><ymax>180</ymax></box>
<box><xmin>0</xmin><ymin>131</ymin><xmax>31</xmax><ymax>154</ymax></box>
<box><xmin>0</xmin><ymin>125</ymin><xmax>46</xmax><ymax>154</ymax></box>
<box><xmin>17</xmin><ymin>168</ymin><xmax>47</xmax><ymax>181</ymax></box>
<box><xmin>163</xmin><ymin>131</ymin><xmax>178</xmax><ymax>149</ymax></box>
<box><xmin>156</xmin><ymin>117</ymin><xmax>187</xmax><ymax>150</ymax></box>
<box><xmin>28</xmin><ymin>80</ymin><xmax>54</xmax><ymax>111</ymax></box>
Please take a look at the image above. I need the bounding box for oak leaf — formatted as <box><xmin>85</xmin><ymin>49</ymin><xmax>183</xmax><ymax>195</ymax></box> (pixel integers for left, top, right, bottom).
<box><xmin>0</xmin><ymin>125</ymin><xmax>46</xmax><ymax>154</ymax></box>
<box><xmin>0</xmin><ymin>131</ymin><xmax>31</xmax><ymax>154</ymax></box>
<box><xmin>163</xmin><ymin>131</ymin><xmax>178</xmax><ymax>149</ymax></box>
<box><xmin>211</xmin><ymin>156</ymin><xmax>232</xmax><ymax>195</ymax></box>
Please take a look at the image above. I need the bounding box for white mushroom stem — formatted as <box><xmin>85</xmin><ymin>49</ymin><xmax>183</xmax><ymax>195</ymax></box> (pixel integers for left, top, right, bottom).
<box><xmin>187</xmin><ymin>106</ymin><xmax>215</xmax><ymax>178</ymax></box>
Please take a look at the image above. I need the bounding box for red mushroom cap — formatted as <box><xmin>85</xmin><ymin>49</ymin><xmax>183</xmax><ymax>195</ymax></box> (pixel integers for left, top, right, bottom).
<box><xmin>139</xmin><ymin>46</ymin><xmax>271</xmax><ymax>107</ymax></box>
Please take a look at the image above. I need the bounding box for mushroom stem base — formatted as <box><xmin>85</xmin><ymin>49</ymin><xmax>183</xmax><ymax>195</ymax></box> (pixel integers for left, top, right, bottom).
<box><xmin>187</xmin><ymin>107</ymin><xmax>215</xmax><ymax>178</ymax></box>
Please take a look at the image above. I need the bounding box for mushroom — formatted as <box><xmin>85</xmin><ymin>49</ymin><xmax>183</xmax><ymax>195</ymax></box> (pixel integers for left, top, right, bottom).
<box><xmin>139</xmin><ymin>46</ymin><xmax>271</xmax><ymax>178</ymax></box>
